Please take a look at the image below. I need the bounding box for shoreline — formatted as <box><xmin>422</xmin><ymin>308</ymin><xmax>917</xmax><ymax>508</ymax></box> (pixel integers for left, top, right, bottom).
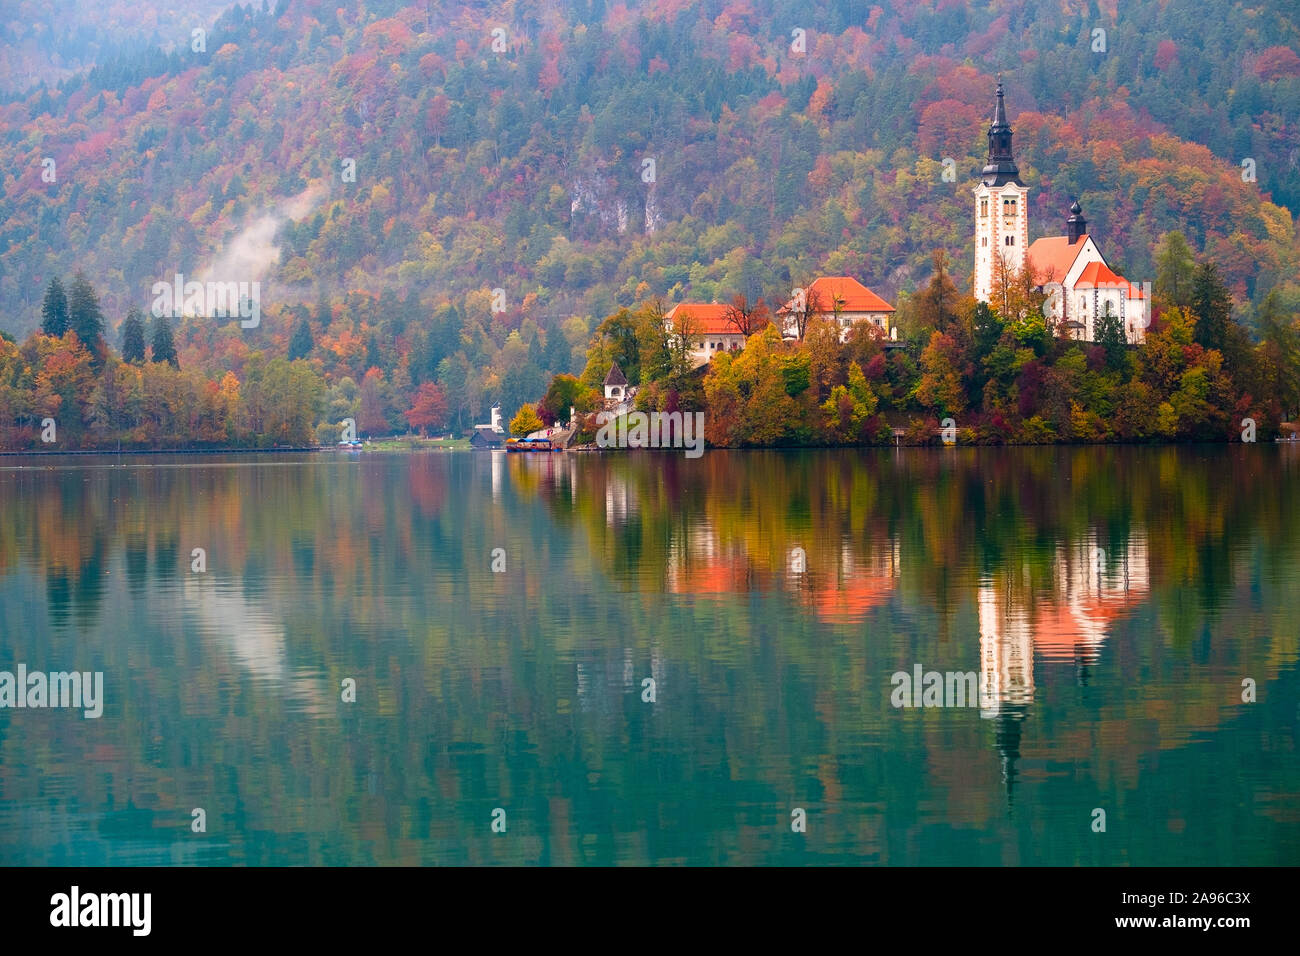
<box><xmin>3</xmin><ymin>437</ymin><xmax>1295</xmax><ymax>459</ymax></box>
<box><xmin>0</xmin><ymin>446</ymin><xmax>323</xmax><ymax>457</ymax></box>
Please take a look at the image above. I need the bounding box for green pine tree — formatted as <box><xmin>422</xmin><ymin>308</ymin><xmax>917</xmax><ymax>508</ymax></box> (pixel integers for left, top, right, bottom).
<box><xmin>316</xmin><ymin>292</ymin><xmax>333</xmax><ymax>330</ymax></box>
<box><xmin>1190</xmin><ymin>261</ymin><xmax>1234</xmax><ymax>354</ymax></box>
<box><xmin>288</xmin><ymin>315</ymin><xmax>314</xmax><ymax>361</ymax></box>
<box><xmin>67</xmin><ymin>272</ymin><xmax>106</xmax><ymax>360</ymax></box>
<box><xmin>41</xmin><ymin>276</ymin><xmax>70</xmax><ymax>337</ymax></box>
<box><xmin>365</xmin><ymin>332</ymin><xmax>382</xmax><ymax>371</ymax></box>
<box><xmin>150</xmin><ymin>313</ymin><xmax>179</xmax><ymax>368</ymax></box>
<box><xmin>1154</xmin><ymin>231</ymin><xmax>1196</xmax><ymax>310</ymax></box>
<box><xmin>1095</xmin><ymin>304</ymin><xmax>1128</xmax><ymax>373</ymax></box>
<box><xmin>121</xmin><ymin>308</ymin><xmax>147</xmax><ymax>363</ymax></box>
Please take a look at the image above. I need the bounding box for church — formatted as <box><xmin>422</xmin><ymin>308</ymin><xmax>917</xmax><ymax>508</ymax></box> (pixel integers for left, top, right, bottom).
<box><xmin>972</xmin><ymin>80</ymin><xmax>1149</xmax><ymax>344</ymax></box>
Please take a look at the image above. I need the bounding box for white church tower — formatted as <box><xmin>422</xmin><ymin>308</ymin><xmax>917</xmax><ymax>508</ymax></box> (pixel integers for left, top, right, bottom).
<box><xmin>973</xmin><ymin>78</ymin><xmax>1029</xmax><ymax>302</ymax></box>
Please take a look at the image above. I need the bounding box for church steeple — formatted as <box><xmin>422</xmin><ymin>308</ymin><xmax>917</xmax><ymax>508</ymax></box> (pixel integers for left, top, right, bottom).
<box><xmin>1066</xmin><ymin>199</ymin><xmax>1087</xmax><ymax>244</ymax></box>
<box><xmin>973</xmin><ymin>74</ymin><xmax>1030</xmax><ymax>303</ymax></box>
<box><xmin>981</xmin><ymin>76</ymin><xmax>1023</xmax><ymax>187</ymax></box>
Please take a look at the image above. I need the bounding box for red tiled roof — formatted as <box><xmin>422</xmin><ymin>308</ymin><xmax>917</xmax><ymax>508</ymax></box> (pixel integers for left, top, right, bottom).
<box><xmin>664</xmin><ymin>303</ymin><xmax>745</xmax><ymax>336</ymax></box>
<box><xmin>1075</xmin><ymin>261</ymin><xmax>1147</xmax><ymax>298</ymax></box>
<box><xmin>1026</xmin><ymin>235</ymin><xmax>1088</xmax><ymax>283</ymax></box>
<box><xmin>802</xmin><ymin>276</ymin><xmax>894</xmax><ymax>314</ymax></box>
<box><xmin>1075</xmin><ymin>260</ymin><xmax>1127</xmax><ymax>288</ymax></box>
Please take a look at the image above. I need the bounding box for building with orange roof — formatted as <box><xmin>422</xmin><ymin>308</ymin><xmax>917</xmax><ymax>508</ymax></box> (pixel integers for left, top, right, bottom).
<box><xmin>972</xmin><ymin>79</ymin><xmax>1149</xmax><ymax>344</ymax></box>
<box><xmin>663</xmin><ymin>303</ymin><xmax>749</xmax><ymax>367</ymax></box>
<box><xmin>776</xmin><ymin>275</ymin><xmax>895</xmax><ymax>342</ymax></box>
<box><xmin>1026</xmin><ymin>201</ymin><xmax>1150</xmax><ymax>344</ymax></box>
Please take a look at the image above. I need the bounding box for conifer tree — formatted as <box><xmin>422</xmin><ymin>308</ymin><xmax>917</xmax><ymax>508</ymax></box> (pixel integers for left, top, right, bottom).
<box><xmin>150</xmin><ymin>313</ymin><xmax>179</xmax><ymax>368</ymax></box>
<box><xmin>67</xmin><ymin>271</ymin><xmax>106</xmax><ymax>364</ymax></box>
<box><xmin>1095</xmin><ymin>303</ymin><xmax>1128</xmax><ymax>373</ymax></box>
<box><xmin>41</xmin><ymin>277</ymin><xmax>69</xmax><ymax>337</ymax></box>
<box><xmin>1154</xmin><ymin>231</ymin><xmax>1196</xmax><ymax>310</ymax></box>
<box><xmin>121</xmin><ymin>309</ymin><xmax>147</xmax><ymax>363</ymax></box>
<box><xmin>288</xmin><ymin>315</ymin><xmax>314</xmax><ymax>361</ymax></box>
<box><xmin>1190</xmin><ymin>261</ymin><xmax>1234</xmax><ymax>353</ymax></box>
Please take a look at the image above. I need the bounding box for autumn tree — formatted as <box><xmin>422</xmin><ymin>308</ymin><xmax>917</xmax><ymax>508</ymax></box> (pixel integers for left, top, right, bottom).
<box><xmin>997</xmin><ymin>260</ymin><xmax>1049</xmax><ymax>330</ymax></box>
<box><xmin>404</xmin><ymin>381</ymin><xmax>448</xmax><ymax>436</ymax></box>
<box><xmin>26</xmin><ymin>332</ymin><xmax>96</xmax><ymax>446</ymax></box>
<box><xmin>916</xmin><ymin>250</ymin><xmax>962</xmax><ymax>333</ymax></box>
<box><xmin>539</xmin><ymin>373</ymin><xmax>598</xmax><ymax>425</ymax></box>
<box><xmin>89</xmin><ymin>357</ymin><xmax>128</xmax><ymax>438</ymax></box>
<box><xmin>785</xmin><ymin>284</ymin><xmax>825</xmax><ymax>342</ymax></box>
<box><xmin>723</xmin><ymin>293</ymin><xmax>772</xmax><ymax>337</ymax></box>
<box><xmin>581</xmin><ymin>308</ymin><xmax>642</xmax><ymax>387</ymax></box>
<box><xmin>802</xmin><ymin>316</ymin><xmax>844</xmax><ymax>401</ymax></box>
<box><xmin>820</xmin><ymin>361</ymin><xmax>880</xmax><ymax>443</ymax></box>
<box><xmin>358</xmin><ymin>367</ymin><xmax>391</xmax><ymax>436</ymax></box>
<box><xmin>510</xmin><ymin>403</ymin><xmax>544</xmax><ymax>436</ymax></box>
<box><xmin>989</xmin><ymin>250</ymin><xmax>1017</xmax><ymax>320</ymax></box>
<box><xmin>702</xmin><ymin>326</ymin><xmax>797</xmax><ymax>447</ymax></box>
<box><xmin>664</xmin><ymin>309</ymin><xmax>701</xmax><ymax>381</ymax></box>
<box><xmin>915</xmin><ymin>330</ymin><xmax>969</xmax><ymax>418</ymax></box>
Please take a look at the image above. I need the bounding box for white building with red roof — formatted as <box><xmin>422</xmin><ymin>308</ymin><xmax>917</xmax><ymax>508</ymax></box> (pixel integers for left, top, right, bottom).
<box><xmin>973</xmin><ymin>79</ymin><xmax>1150</xmax><ymax>344</ymax></box>
<box><xmin>663</xmin><ymin>303</ymin><xmax>750</xmax><ymax>367</ymax></box>
<box><xmin>1026</xmin><ymin>202</ymin><xmax>1150</xmax><ymax>344</ymax></box>
<box><xmin>775</xmin><ymin>275</ymin><xmax>896</xmax><ymax>341</ymax></box>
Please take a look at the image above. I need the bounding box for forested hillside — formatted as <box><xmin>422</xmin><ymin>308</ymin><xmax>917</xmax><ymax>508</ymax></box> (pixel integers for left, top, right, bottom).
<box><xmin>1</xmin><ymin>0</ymin><xmax>1298</xmax><ymax>434</ymax></box>
<box><xmin>0</xmin><ymin>0</ymin><xmax>236</xmax><ymax>91</ymax></box>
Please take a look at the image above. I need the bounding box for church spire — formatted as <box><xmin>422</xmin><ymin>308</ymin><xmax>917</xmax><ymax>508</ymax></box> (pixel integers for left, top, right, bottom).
<box><xmin>1066</xmin><ymin>199</ymin><xmax>1087</xmax><ymax>244</ymax></box>
<box><xmin>981</xmin><ymin>75</ymin><xmax>1023</xmax><ymax>187</ymax></box>
<box><xmin>991</xmin><ymin>74</ymin><xmax>1009</xmax><ymax>129</ymax></box>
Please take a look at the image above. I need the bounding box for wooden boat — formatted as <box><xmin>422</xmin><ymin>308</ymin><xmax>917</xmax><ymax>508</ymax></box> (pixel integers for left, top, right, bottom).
<box><xmin>505</xmin><ymin>437</ymin><xmax>561</xmax><ymax>453</ymax></box>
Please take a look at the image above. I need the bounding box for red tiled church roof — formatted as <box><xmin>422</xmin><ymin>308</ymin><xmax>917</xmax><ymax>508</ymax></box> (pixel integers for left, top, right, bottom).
<box><xmin>1026</xmin><ymin>235</ymin><xmax>1088</xmax><ymax>283</ymax></box>
<box><xmin>1074</xmin><ymin>261</ymin><xmax>1147</xmax><ymax>299</ymax></box>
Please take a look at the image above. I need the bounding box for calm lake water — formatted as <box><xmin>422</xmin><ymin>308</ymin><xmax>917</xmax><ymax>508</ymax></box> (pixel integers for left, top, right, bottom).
<box><xmin>0</xmin><ymin>446</ymin><xmax>1297</xmax><ymax>866</ymax></box>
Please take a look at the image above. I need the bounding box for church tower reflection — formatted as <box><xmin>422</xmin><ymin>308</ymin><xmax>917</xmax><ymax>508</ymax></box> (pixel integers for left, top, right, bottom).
<box><xmin>977</xmin><ymin>530</ymin><xmax>1150</xmax><ymax>802</ymax></box>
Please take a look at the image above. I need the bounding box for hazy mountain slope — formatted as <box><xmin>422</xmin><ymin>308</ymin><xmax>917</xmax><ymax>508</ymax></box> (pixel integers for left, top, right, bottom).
<box><xmin>0</xmin><ymin>0</ymin><xmax>1296</xmax><ymax>347</ymax></box>
<box><xmin>0</xmin><ymin>0</ymin><xmax>238</xmax><ymax>91</ymax></box>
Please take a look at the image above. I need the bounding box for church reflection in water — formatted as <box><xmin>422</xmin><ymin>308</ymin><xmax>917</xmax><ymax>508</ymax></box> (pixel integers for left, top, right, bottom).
<box><xmin>515</xmin><ymin>449</ymin><xmax>1162</xmax><ymax>803</ymax></box>
<box><xmin>977</xmin><ymin>531</ymin><xmax>1150</xmax><ymax>800</ymax></box>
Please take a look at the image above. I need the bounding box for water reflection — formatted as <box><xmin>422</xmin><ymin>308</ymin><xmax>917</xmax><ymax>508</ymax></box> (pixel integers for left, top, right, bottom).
<box><xmin>0</xmin><ymin>447</ymin><xmax>1297</xmax><ymax>865</ymax></box>
<box><xmin>181</xmin><ymin>578</ymin><xmax>335</xmax><ymax>718</ymax></box>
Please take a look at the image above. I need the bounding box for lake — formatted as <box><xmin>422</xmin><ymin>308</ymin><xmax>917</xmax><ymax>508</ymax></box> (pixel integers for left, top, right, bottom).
<box><xmin>0</xmin><ymin>446</ymin><xmax>1297</xmax><ymax>865</ymax></box>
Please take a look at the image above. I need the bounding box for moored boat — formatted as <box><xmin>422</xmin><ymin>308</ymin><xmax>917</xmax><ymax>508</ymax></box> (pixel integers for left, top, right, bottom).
<box><xmin>505</xmin><ymin>437</ymin><xmax>561</xmax><ymax>452</ymax></box>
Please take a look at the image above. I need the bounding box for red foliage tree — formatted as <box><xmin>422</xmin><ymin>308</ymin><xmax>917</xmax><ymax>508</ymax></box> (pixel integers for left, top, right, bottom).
<box><xmin>404</xmin><ymin>381</ymin><xmax>448</xmax><ymax>436</ymax></box>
